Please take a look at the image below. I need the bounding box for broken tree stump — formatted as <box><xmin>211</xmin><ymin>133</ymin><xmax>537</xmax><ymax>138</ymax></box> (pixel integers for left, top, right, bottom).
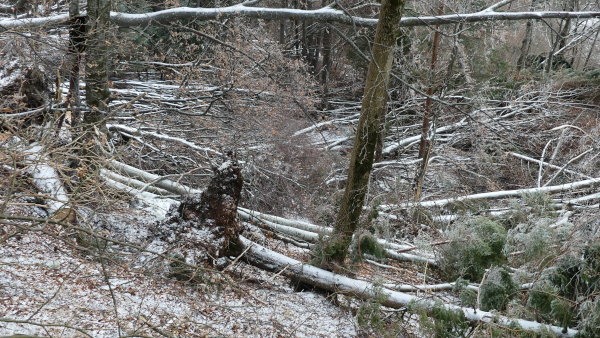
<box><xmin>152</xmin><ymin>154</ymin><xmax>244</xmax><ymax>268</ymax></box>
<box><xmin>0</xmin><ymin>62</ymin><xmax>50</xmax><ymax>114</ymax></box>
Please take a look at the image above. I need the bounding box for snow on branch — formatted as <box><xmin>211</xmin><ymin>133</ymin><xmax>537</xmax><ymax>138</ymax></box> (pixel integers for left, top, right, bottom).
<box><xmin>106</xmin><ymin>124</ymin><xmax>222</xmax><ymax>157</ymax></box>
<box><xmin>1</xmin><ymin>6</ymin><xmax>600</xmax><ymax>31</ymax></box>
<box><xmin>106</xmin><ymin>159</ymin><xmax>203</xmax><ymax>196</ymax></box>
<box><xmin>380</xmin><ymin>177</ymin><xmax>600</xmax><ymax>211</ymax></box>
<box><xmin>241</xmin><ymin>236</ymin><xmax>578</xmax><ymax>337</ymax></box>
<box><xmin>23</xmin><ymin>144</ymin><xmax>71</xmax><ymax>218</ymax></box>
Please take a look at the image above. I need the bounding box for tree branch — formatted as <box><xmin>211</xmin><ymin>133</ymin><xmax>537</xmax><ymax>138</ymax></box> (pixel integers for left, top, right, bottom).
<box><xmin>240</xmin><ymin>236</ymin><xmax>578</xmax><ymax>337</ymax></box>
<box><xmin>1</xmin><ymin>7</ymin><xmax>600</xmax><ymax>31</ymax></box>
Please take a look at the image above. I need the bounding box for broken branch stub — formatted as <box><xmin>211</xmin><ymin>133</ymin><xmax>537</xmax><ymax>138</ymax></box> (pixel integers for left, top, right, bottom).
<box><xmin>152</xmin><ymin>154</ymin><xmax>243</xmax><ymax>266</ymax></box>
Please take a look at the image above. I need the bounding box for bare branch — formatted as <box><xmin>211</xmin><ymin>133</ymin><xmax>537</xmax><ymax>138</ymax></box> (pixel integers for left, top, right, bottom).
<box><xmin>1</xmin><ymin>7</ymin><xmax>600</xmax><ymax>31</ymax></box>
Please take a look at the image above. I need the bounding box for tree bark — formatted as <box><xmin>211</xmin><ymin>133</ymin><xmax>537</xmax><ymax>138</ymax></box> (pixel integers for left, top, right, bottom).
<box><xmin>67</xmin><ymin>0</ymin><xmax>84</xmax><ymax>122</ymax></box>
<box><xmin>3</xmin><ymin>8</ymin><xmax>600</xmax><ymax>31</ymax></box>
<box><xmin>85</xmin><ymin>0</ymin><xmax>111</xmax><ymax>123</ymax></box>
<box><xmin>318</xmin><ymin>0</ymin><xmax>405</xmax><ymax>267</ymax></box>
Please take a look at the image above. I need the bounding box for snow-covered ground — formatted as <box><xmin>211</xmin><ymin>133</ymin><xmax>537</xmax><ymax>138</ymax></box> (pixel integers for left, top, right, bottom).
<box><xmin>0</xmin><ymin>205</ymin><xmax>357</xmax><ymax>337</ymax></box>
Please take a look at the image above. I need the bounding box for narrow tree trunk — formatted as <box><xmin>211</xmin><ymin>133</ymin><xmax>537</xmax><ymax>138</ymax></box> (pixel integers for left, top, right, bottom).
<box><xmin>67</xmin><ymin>0</ymin><xmax>83</xmax><ymax>123</ymax></box>
<box><xmin>516</xmin><ymin>0</ymin><xmax>537</xmax><ymax>72</ymax></box>
<box><xmin>319</xmin><ymin>22</ymin><xmax>332</xmax><ymax>111</ymax></box>
<box><xmin>81</xmin><ymin>0</ymin><xmax>111</xmax><ymax>163</ymax></box>
<box><xmin>414</xmin><ymin>1</ymin><xmax>443</xmax><ymax>201</ymax></box>
<box><xmin>546</xmin><ymin>0</ymin><xmax>574</xmax><ymax>73</ymax></box>
<box><xmin>279</xmin><ymin>0</ymin><xmax>287</xmax><ymax>45</ymax></box>
<box><xmin>85</xmin><ymin>0</ymin><xmax>111</xmax><ymax>124</ymax></box>
<box><xmin>318</xmin><ymin>0</ymin><xmax>405</xmax><ymax>267</ymax></box>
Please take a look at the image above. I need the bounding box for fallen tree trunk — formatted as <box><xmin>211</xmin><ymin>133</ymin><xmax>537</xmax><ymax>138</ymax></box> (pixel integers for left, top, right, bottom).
<box><xmin>107</xmin><ymin>124</ymin><xmax>222</xmax><ymax>156</ymax></box>
<box><xmin>380</xmin><ymin>177</ymin><xmax>600</xmax><ymax>211</ymax></box>
<box><xmin>238</xmin><ymin>207</ymin><xmax>416</xmax><ymax>251</ymax></box>
<box><xmin>240</xmin><ymin>236</ymin><xmax>577</xmax><ymax>337</ymax></box>
<box><xmin>508</xmin><ymin>152</ymin><xmax>592</xmax><ymax>180</ymax></box>
<box><xmin>107</xmin><ymin>159</ymin><xmax>202</xmax><ymax>195</ymax></box>
<box><xmin>238</xmin><ymin>208</ymin><xmax>435</xmax><ymax>264</ymax></box>
<box><xmin>23</xmin><ymin>144</ymin><xmax>70</xmax><ymax>216</ymax></box>
<box><xmin>101</xmin><ymin>173</ymin><xmax>178</xmax><ymax>219</ymax></box>
<box><xmin>383</xmin><ymin>119</ymin><xmax>468</xmax><ymax>155</ymax></box>
<box><xmin>100</xmin><ymin>169</ymin><xmax>173</xmax><ymax>196</ymax></box>
<box><xmin>2</xmin><ymin>7</ymin><xmax>600</xmax><ymax>31</ymax></box>
<box><xmin>2</xmin><ymin>138</ymin><xmax>76</xmax><ymax>223</ymax></box>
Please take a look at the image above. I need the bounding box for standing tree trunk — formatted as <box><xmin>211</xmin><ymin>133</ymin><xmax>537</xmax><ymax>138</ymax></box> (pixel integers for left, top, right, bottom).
<box><xmin>81</xmin><ymin>0</ymin><xmax>111</xmax><ymax>164</ymax></box>
<box><xmin>317</xmin><ymin>0</ymin><xmax>405</xmax><ymax>267</ymax></box>
<box><xmin>85</xmin><ymin>0</ymin><xmax>111</xmax><ymax>125</ymax></box>
<box><xmin>279</xmin><ymin>0</ymin><xmax>287</xmax><ymax>45</ymax></box>
<box><xmin>517</xmin><ymin>0</ymin><xmax>537</xmax><ymax>72</ymax></box>
<box><xmin>545</xmin><ymin>0</ymin><xmax>575</xmax><ymax>73</ymax></box>
<box><xmin>414</xmin><ymin>1</ymin><xmax>443</xmax><ymax>201</ymax></box>
<box><xmin>67</xmin><ymin>0</ymin><xmax>84</xmax><ymax>123</ymax></box>
<box><xmin>319</xmin><ymin>22</ymin><xmax>332</xmax><ymax>111</ymax></box>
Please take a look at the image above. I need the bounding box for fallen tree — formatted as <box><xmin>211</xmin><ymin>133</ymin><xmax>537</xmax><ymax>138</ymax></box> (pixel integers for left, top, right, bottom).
<box><xmin>96</xmin><ymin>159</ymin><xmax>584</xmax><ymax>335</ymax></box>
<box><xmin>1</xmin><ymin>3</ymin><xmax>599</xmax><ymax>31</ymax></box>
<box><xmin>240</xmin><ymin>236</ymin><xmax>578</xmax><ymax>337</ymax></box>
<box><xmin>379</xmin><ymin>176</ymin><xmax>600</xmax><ymax>211</ymax></box>
<box><xmin>238</xmin><ymin>207</ymin><xmax>436</xmax><ymax>265</ymax></box>
<box><xmin>1</xmin><ymin>137</ymin><xmax>75</xmax><ymax>223</ymax></box>
<box><xmin>151</xmin><ymin>155</ymin><xmax>244</xmax><ymax>266</ymax></box>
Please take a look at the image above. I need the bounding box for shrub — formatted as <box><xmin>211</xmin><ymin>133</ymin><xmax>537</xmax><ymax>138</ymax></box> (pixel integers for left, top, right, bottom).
<box><xmin>504</xmin><ymin>220</ymin><xmax>565</xmax><ymax>268</ymax></box>
<box><xmin>438</xmin><ymin>217</ymin><xmax>507</xmax><ymax>281</ymax></box>
<box><xmin>411</xmin><ymin>301</ymin><xmax>471</xmax><ymax>338</ymax></box>
<box><xmin>479</xmin><ymin>267</ymin><xmax>518</xmax><ymax>311</ymax></box>
<box><xmin>351</xmin><ymin>232</ymin><xmax>387</xmax><ymax>262</ymax></box>
<box><xmin>577</xmin><ymin>296</ymin><xmax>600</xmax><ymax>338</ymax></box>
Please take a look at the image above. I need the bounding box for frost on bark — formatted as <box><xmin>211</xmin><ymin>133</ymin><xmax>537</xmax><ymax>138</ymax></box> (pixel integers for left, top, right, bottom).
<box><xmin>318</xmin><ymin>0</ymin><xmax>405</xmax><ymax>267</ymax></box>
<box><xmin>152</xmin><ymin>155</ymin><xmax>244</xmax><ymax>266</ymax></box>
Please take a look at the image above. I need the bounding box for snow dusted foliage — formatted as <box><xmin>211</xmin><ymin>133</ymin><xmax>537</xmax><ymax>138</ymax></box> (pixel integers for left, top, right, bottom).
<box><xmin>150</xmin><ymin>154</ymin><xmax>243</xmax><ymax>267</ymax></box>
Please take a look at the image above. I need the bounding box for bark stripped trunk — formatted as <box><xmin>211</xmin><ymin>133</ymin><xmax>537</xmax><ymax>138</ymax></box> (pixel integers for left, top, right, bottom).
<box><xmin>319</xmin><ymin>0</ymin><xmax>405</xmax><ymax>267</ymax></box>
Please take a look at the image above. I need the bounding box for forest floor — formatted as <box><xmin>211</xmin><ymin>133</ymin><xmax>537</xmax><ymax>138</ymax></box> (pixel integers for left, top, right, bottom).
<box><xmin>1</xmin><ymin>8</ymin><xmax>600</xmax><ymax>335</ymax></box>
